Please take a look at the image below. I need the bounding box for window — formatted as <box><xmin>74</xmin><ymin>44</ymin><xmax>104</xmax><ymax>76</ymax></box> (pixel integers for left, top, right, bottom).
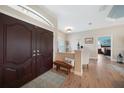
<box><xmin>58</xmin><ymin>37</ymin><xmax>65</xmax><ymax>52</ymax></box>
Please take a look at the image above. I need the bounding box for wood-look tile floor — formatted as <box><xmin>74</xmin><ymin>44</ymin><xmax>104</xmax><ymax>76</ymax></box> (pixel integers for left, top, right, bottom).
<box><xmin>61</xmin><ymin>55</ymin><xmax>124</xmax><ymax>88</ymax></box>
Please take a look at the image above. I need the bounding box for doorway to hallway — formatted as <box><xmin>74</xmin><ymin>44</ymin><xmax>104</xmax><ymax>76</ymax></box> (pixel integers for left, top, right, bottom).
<box><xmin>97</xmin><ymin>36</ymin><xmax>111</xmax><ymax>59</ymax></box>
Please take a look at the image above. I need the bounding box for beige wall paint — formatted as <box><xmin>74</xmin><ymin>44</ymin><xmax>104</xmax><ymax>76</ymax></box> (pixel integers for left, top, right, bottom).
<box><xmin>57</xmin><ymin>30</ymin><xmax>67</xmax><ymax>40</ymax></box>
<box><xmin>67</xmin><ymin>24</ymin><xmax>124</xmax><ymax>61</ymax></box>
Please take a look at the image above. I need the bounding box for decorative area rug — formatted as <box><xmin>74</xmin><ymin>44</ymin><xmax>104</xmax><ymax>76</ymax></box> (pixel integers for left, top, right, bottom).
<box><xmin>109</xmin><ymin>64</ymin><xmax>124</xmax><ymax>76</ymax></box>
<box><xmin>21</xmin><ymin>70</ymin><xmax>66</xmax><ymax>88</ymax></box>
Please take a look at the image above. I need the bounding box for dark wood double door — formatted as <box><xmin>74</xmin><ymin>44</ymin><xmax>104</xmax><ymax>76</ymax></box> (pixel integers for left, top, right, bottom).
<box><xmin>0</xmin><ymin>13</ymin><xmax>53</xmax><ymax>87</ymax></box>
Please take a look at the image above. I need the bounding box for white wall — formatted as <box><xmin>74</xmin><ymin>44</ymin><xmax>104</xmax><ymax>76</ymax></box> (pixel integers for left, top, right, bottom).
<box><xmin>67</xmin><ymin>24</ymin><xmax>124</xmax><ymax>61</ymax></box>
<box><xmin>57</xmin><ymin>30</ymin><xmax>67</xmax><ymax>52</ymax></box>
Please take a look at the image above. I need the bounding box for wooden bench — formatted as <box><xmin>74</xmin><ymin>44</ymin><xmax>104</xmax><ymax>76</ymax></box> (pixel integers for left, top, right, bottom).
<box><xmin>54</xmin><ymin>60</ymin><xmax>72</xmax><ymax>74</ymax></box>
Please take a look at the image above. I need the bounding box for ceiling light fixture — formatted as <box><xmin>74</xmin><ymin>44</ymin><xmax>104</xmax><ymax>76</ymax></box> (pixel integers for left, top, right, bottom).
<box><xmin>65</xmin><ymin>26</ymin><xmax>73</xmax><ymax>33</ymax></box>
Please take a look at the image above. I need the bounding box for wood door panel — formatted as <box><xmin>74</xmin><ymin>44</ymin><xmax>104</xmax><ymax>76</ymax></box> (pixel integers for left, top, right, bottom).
<box><xmin>45</xmin><ymin>32</ymin><xmax>53</xmax><ymax>54</ymax></box>
<box><xmin>4</xmin><ymin>20</ymin><xmax>34</xmax><ymax>87</ymax></box>
<box><xmin>6</xmin><ymin>23</ymin><xmax>32</xmax><ymax>64</ymax></box>
<box><xmin>0</xmin><ymin>12</ymin><xmax>53</xmax><ymax>87</ymax></box>
<box><xmin>36</xmin><ymin>55</ymin><xmax>53</xmax><ymax>74</ymax></box>
<box><xmin>36</xmin><ymin>29</ymin><xmax>53</xmax><ymax>75</ymax></box>
<box><xmin>0</xmin><ymin>20</ymin><xmax>3</xmax><ymax>65</ymax></box>
<box><xmin>4</xmin><ymin>68</ymin><xmax>18</xmax><ymax>82</ymax></box>
<box><xmin>37</xmin><ymin>32</ymin><xmax>53</xmax><ymax>57</ymax></box>
<box><xmin>43</xmin><ymin>56</ymin><xmax>53</xmax><ymax>70</ymax></box>
<box><xmin>3</xmin><ymin>66</ymin><xmax>19</xmax><ymax>87</ymax></box>
<box><xmin>39</xmin><ymin>32</ymin><xmax>53</xmax><ymax>55</ymax></box>
<box><xmin>43</xmin><ymin>32</ymin><xmax>53</xmax><ymax>70</ymax></box>
<box><xmin>0</xmin><ymin>67</ymin><xmax>2</xmax><ymax>87</ymax></box>
<box><xmin>0</xmin><ymin>14</ymin><xmax>4</xmax><ymax>87</ymax></box>
<box><xmin>36</xmin><ymin>54</ymin><xmax>47</xmax><ymax>75</ymax></box>
<box><xmin>21</xmin><ymin>59</ymin><xmax>33</xmax><ymax>80</ymax></box>
<box><xmin>36</xmin><ymin>57</ymin><xmax>43</xmax><ymax>75</ymax></box>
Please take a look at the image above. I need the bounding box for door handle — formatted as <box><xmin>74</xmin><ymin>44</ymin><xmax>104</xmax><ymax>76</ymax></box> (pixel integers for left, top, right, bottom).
<box><xmin>37</xmin><ymin>49</ymin><xmax>40</xmax><ymax>53</ymax></box>
<box><xmin>6</xmin><ymin>68</ymin><xmax>16</xmax><ymax>72</ymax></box>
<box><xmin>33</xmin><ymin>50</ymin><xmax>36</xmax><ymax>53</ymax></box>
<box><xmin>37</xmin><ymin>53</ymin><xmax>40</xmax><ymax>55</ymax></box>
<box><xmin>32</xmin><ymin>54</ymin><xmax>36</xmax><ymax>57</ymax></box>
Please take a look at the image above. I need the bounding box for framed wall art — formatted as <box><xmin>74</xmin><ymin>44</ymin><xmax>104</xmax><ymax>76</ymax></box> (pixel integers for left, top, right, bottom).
<box><xmin>85</xmin><ymin>37</ymin><xmax>93</xmax><ymax>44</ymax></box>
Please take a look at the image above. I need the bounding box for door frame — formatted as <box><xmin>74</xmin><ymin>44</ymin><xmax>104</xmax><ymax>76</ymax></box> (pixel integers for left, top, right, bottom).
<box><xmin>97</xmin><ymin>35</ymin><xmax>112</xmax><ymax>61</ymax></box>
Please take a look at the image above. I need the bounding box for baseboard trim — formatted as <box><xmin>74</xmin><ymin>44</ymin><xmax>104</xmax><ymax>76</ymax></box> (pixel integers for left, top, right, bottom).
<box><xmin>111</xmin><ymin>58</ymin><xmax>116</xmax><ymax>62</ymax></box>
<box><xmin>74</xmin><ymin>71</ymin><xmax>82</xmax><ymax>76</ymax></box>
<box><xmin>89</xmin><ymin>57</ymin><xmax>97</xmax><ymax>60</ymax></box>
<box><xmin>111</xmin><ymin>59</ymin><xmax>124</xmax><ymax>63</ymax></box>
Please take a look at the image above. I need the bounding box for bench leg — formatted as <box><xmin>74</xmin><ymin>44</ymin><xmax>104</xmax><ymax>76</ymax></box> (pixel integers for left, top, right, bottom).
<box><xmin>87</xmin><ymin>64</ymin><xmax>88</xmax><ymax>69</ymax></box>
<box><xmin>67</xmin><ymin>68</ymin><xmax>70</xmax><ymax>74</ymax></box>
<box><xmin>56</xmin><ymin>66</ymin><xmax>60</xmax><ymax>71</ymax></box>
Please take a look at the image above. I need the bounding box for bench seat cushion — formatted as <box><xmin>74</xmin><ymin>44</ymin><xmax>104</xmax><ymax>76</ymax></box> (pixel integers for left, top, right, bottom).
<box><xmin>54</xmin><ymin>60</ymin><xmax>72</xmax><ymax>68</ymax></box>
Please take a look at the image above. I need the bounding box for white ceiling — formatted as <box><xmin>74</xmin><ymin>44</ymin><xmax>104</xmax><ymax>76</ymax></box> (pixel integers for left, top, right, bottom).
<box><xmin>44</xmin><ymin>5</ymin><xmax>124</xmax><ymax>33</ymax></box>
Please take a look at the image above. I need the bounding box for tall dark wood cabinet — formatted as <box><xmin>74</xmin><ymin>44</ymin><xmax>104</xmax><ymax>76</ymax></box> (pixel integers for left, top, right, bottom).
<box><xmin>36</xmin><ymin>28</ymin><xmax>53</xmax><ymax>76</ymax></box>
<box><xmin>0</xmin><ymin>16</ymin><xmax>4</xmax><ymax>87</ymax></box>
<box><xmin>0</xmin><ymin>13</ymin><xmax>53</xmax><ymax>87</ymax></box>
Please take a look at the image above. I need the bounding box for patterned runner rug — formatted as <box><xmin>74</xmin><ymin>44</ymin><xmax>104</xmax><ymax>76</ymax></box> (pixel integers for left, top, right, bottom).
<box><xmin>22</xmin><ymin>70</ymin><xmax>66</xmax><ymax>88</ymax></box>
<box><xmin>108</xmin><ymin>64</ymin><xmax>124</xmax><ymax>76</ymax></box>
